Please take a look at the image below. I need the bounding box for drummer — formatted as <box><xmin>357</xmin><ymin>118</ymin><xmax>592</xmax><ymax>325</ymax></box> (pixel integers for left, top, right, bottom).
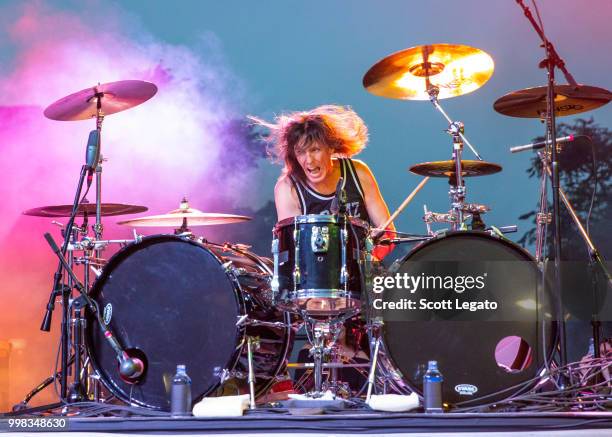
<box><xmin>252</xmin><ymin>104</ymin><xmax>395</xmax><ymax>259</ymax></box>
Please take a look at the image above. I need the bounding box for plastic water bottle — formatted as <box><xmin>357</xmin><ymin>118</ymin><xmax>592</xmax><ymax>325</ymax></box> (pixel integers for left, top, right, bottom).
<box><xmin>170</xmin><ymin>364</ymin><xmax>192</xmax><ymax>416</ymax></box>
<box><xmin>423</xmin><ymin>360</ymin><xmax>443</xmax><ymax>413</ymax></box>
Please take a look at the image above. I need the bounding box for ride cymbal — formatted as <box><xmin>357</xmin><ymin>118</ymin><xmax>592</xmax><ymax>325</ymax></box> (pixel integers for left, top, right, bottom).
<box><xmin>44</xmin><ymin>80</ymin><xmax>158</xmax><ymax>121</ymax></box>
<box><xmin>409</xmin><ymin>160</ymin><xmax>502</xmax><ymax>178</ymax></box>
<box><xmin>24</xmin><ymin>203</ymin><xmax>148</xmax><ymax>217</ymax></box>
<box><xmin>363</xmin><ymin>44</ymin><xmax>494</xmax><ymax>100</ymax></box>
<box><xmin>493</xmin><ymin>85</ymin><xmax>612</xmax><ymax>118</ymax></box>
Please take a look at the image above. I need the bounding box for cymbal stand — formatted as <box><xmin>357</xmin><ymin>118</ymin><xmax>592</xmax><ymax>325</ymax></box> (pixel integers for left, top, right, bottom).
<box><xmin>426</xmin><ymin>86</ymin><xmax>485</xmax><ymax>230</ymax></box>
<box><xmin>93</xmin><ymin>93</ymin><xmax>105</xmax><ymax>252</ymax></box>
<box><xmin>516</xmin><ymin>0</ymin><xmax>580</xmax><ymax>372</ymax></box>
<box><xmin>537</xmin><ymin>150</ymin><xmax>612</xmax><ymax>362</ymax></box>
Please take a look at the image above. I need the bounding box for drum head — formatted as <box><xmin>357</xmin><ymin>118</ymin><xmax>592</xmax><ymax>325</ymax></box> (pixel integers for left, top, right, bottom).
<box><xmin>86</xmin><ymin>235</ymin><xmax>244</xmax><ymax>410</ymax></box>
<box><xmin>382</xmin><ymin>232</ymin><xmax>555</xmax><ymax>406</ymax></box>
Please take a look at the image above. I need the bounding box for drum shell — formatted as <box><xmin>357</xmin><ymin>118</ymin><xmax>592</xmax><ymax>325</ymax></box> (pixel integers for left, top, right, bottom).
<box><xmin>85</xmin><ymin>235</ymin><xmax>291</xmax><ymax>410</ymax></box>
<box><xmin>273</xmin><ymin>215</ymin><xmax>369</xmax><ymax>315</ymax></box>
<box><xmin>374</xmin><ymin>231</ymin><xmax>555</xmax><ymax>406</ymax></box>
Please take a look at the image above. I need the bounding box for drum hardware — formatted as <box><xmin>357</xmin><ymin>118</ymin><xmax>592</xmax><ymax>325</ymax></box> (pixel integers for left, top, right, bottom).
<box><xmin>287</xmin><ymin>362</ymin><xmax>371</xmax><ymax>369</ymax></box>
<box><xmin>247</xmin><ymin>337</ymin><xmax>261</xmax><ymax>409</ymax></box>
<box><xmin>501</xmin><ymin>0</ymin><xmax>612</xmax><ymax>375</ymax></box>
<box><xmin>366</xmin><ymin>336</ymin><xmax>382</xmax><ymax>403</ymax></box>
<box><xmin>526</xmin><ymin>147</ymin><xmax>612</xmax><ymax>363</ymax></box>
<box><xmin>26</xmin><ymin>80</ymin><xmax>156</xmax><ymax>405</ymax></box>
<box><xmin>364</xmin><ymin>44</ymin><xmax>502</xmax><ymax>231</ymax></box>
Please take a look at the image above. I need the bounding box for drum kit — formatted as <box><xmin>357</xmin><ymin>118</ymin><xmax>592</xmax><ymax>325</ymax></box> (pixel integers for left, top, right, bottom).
<box><xmin>21</xmin><ymin>12</ymin><xmax>611</xmax><ymax>413</ymax></box>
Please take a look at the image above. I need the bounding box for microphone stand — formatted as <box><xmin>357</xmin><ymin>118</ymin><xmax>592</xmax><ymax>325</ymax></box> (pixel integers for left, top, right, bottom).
<box><xmin>516</xmin><ymin>0</ymin><xmax>579</xmax><ymax>376</ymax></box>
<box><xmin>39</xmin><ymin>165</ymin><xmax>88</xmax><ymax>401</ymax></box>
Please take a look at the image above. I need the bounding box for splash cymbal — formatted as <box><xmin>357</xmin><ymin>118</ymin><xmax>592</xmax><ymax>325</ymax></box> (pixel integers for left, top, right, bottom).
<box><xmin>363</xmin><ymin>44</ymin><xmax>494</xmax><ymax>100</ymax></box>
<box><xmin>493</xmin><ymin>84</ymin><xmax>612</xmax><ymax>118</ymax></box>
<box><xmin>24</xmin><ymin>203</ymin><xmax>148</xmax><ymax>217</ymax></box>
<box><xmin>44</xmin><ymin>80</ymin><xmax>158</xmax><ymax>121</ymax></box>
<box><xmin>409</xmin><ymin>160</ymin><xmax>502</xmax><ymax>178</ymax></box>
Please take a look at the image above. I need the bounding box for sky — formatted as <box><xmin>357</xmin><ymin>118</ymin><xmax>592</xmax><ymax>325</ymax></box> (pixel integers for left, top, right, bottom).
<box><xmin>0</xmin><ymin>0</ymin><xmax>611</xmax><ymax>409</ymax></box>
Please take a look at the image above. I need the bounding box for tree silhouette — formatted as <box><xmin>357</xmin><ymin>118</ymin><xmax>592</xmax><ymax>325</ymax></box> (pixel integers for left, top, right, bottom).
<box><xmin>517</xmin><ymin>118</ymin><xmax>611</xmax><ymax>358</ymax></box>
<box><xmin>518</xmin><ymin>117</ymin><xmax>611</xmax><ymax>261</ymax></box>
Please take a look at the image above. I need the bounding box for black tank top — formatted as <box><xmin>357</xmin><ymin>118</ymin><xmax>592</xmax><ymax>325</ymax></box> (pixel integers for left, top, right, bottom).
<box><xmin>289</xmin><ymin>158</ymin><xmax>371</xmax><ymax>224</ymax></box>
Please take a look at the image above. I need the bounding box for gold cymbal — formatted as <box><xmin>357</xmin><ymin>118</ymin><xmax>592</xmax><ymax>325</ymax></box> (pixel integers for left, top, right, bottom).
<box><xmin>409</xmin><ymin>160</ymin><xmax>502</xmax><ymax>178</ymax></box>
<box><xmin>117</xmin><ymin>207</ymin><xmax>251</xmax><ymax>227</ymax></box>
<box><xmin>493</xmin><ymin>85</ymin><xmax>612</xmax><ymax>118</ymax></box>
<box><xmin>363</xmin><ymin>44</ymin><xmax>494</xmax><ymax>100</ymax></box>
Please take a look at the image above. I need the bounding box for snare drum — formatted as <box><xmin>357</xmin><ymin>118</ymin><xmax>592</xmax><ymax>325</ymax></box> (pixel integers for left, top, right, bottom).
<box><xmin>272</xmin><ymin>214</ymin><xmax>369</xmax><ymax>316</ymax></box>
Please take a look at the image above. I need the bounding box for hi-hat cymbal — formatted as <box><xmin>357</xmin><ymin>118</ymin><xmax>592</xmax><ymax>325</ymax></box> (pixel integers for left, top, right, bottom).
<box><xmin>363</xmin><ymin>44</ymin><xmax>494</xmax><ymax>100</ymax></box>
<box><xmin>493</xmin><ymin>85</ymin><xmax>612</xmax><ymax>118</ymax></box>
<box><xmin>117</xmin><ymin>207</ymin><xmax>252</xmax><ymax>228</ymax></box>
<box><xmin>410</xmin><ymin>160</ymin><xmax>502</xmax><ymax>178</ymax></box>
<box><xmin>24</xmin><ymin>203</ymin><xmax>148</xmax><ymax>218</ymax></box>
<box><xmin>44</xmin><ymin>80</ymin><xmax>158</xmax><ymax>121</ymax></box>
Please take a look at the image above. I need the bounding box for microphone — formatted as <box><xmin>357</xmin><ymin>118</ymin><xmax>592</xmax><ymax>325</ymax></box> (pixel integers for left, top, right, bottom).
<box><xmin>509</xmin><ymin>134</ymin><xmax>576</xmax><ymax>153</ymax></box>
<box><xmin>103</xmin><ymin>330</ymin><xmax>145</xmax><ymax>380</ymax></box>
<box><xmin>85</xmin><ymin>129</ymin><xmax>100</xmax><ymax>184</ymax></box>
<box><xmin>44</xmin><ymin>232</ymin><xmax>145</xmax><ymax>381</ymax></box>
<box><xmin>330</xmin><ymin>177</ymin><xmax>346</xmax><ymax>214</ymax></box>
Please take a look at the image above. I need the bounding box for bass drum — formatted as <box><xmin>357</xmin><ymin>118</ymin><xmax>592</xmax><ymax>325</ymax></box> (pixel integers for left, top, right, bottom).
<box><xmin>86</xmin><ymin>235</ymin><xmax>291</xmax><ymax>410</ymax></box>
<box><xmin>377</xmin><ymin>231</ymin><xmax>555</xmax><ymax>407</ymax></box>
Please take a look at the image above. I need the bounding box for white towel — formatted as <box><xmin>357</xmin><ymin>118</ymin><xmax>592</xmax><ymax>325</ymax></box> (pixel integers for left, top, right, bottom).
<box><xmin>367</xmin><ymin>393</ymin><xmax>420</xmax><ymax>412</ymax></box>
<box><xmin>192</xmin><ymin>394</ymin><xmax>251</xmax><ymax>417</ymax></box>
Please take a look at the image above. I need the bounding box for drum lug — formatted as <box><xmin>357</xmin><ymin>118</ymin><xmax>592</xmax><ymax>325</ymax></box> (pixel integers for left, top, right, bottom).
<box><xmin>293</xmin><ymin>223</ymin><xmax>301</xmax><ymax>287</ymax></box>
<box><xmin>222</xmin><ymin>261</ymin><xmax>234</xmax><ymax>274</ymax></box>
<box><xmin>311</xmin><ymin>226</ymin><xmax>329</xmax><ymax>253</ymax></box>
<box><xmin>214</xmin><ymin>367</ymin><xmax>231</xmax><ymax>384</ymax></box>
<box><xmin>271</xmin><ymin>238</ymin><xmax>280</xmax><ymax>294</ymax></box>
<box><xmin>340</xmin><ymin>228</ymin><xmax>348</xmax><ymax>285</ymax></box>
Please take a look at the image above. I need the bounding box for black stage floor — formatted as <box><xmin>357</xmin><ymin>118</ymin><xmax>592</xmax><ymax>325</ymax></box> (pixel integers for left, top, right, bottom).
<box><xmin>2</xmin><ymin>410</ymin><xmax>612</xmax><ymax>435</ymax></box>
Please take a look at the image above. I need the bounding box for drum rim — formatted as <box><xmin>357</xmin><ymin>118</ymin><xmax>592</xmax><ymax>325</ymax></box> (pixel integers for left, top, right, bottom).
<box><xmin>284</xmin><ymin>289</ymin><xmax>362</xmax><ymax>298</ymax></box>
<box><xmin>274</xmin><ymin>214</ymin><xmax>369</xmax><ymax>231</ymax></box>
<box><xmin>390</xmin><ymin>230</ymin><xmax>537</xmax><ymax>270</ymax></box>
<box><xmin>85</xmin><ymin>234</ymin><xmax>249</xmax><ymax>409</ymax></box>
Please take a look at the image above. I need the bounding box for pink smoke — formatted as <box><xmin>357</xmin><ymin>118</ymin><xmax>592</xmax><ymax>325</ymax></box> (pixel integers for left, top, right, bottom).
<box><xmin>0</xmin><ymin>1</ymin><xmax>259</xmax><ymax>410</ymax></box>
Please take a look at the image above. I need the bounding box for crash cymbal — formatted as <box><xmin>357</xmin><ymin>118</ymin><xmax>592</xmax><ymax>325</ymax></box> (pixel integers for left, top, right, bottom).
<box><xmin>117</xmin><ymin>207</ymin><xmax>252</xmax><ymax>227</ymax></box>
<box><xmin>44</xmin><ymin>80</ymin><xmax>158</xmax><ymax>121</ymax></box>
<box><xmin>24</xmin><ymin>203</ymin><xmax>148</xmax><ymax>217</ymax></box>
<box><xmin>363</xmin><ymin>44</ymin><xmax>494</xmax><ymax>100</ymax></box>
<box><xmin>409</xmin><ymin>160</ymin><xmax>502</xmax><ymax>178</ymax></box>
<box><xmin>493</xmin><ymin>85</ymin><xmax>612</xmax><ymax>118</ymax></box>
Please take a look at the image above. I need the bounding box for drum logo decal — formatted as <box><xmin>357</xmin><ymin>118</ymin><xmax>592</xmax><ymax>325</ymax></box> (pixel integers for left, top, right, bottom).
<box><xmin>455</xmin><ymin>384</ymin><xmax>478</xmax><ymax>396</ymax></box>
<box><xmin>103</xmin><ymin>304</ymin><xmax>113</xmax><ymax>325</ymax></box>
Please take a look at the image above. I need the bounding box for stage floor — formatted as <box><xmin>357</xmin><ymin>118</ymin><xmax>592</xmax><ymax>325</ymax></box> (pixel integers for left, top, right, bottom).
<box><xmin>2</xmin><ymin>411</ymin><xmax>612</xmax><ymax>436</ymax></box>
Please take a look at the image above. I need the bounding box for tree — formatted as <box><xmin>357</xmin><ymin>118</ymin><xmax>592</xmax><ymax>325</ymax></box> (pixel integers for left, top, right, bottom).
<box><xmin>518</xmin><ymin>117</ymin><xmax>611</xmax><ymax>261</ymax></box>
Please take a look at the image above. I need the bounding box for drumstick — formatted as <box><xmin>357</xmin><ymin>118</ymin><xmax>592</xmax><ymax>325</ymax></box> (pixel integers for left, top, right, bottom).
<box><xmin>373</xmin><ymin>176</ymin><xmax>430</xmax><ymax>235</ymax></box>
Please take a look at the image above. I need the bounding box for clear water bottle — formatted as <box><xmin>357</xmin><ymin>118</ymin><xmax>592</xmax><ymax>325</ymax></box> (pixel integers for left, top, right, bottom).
<box><xmin>170</xmin><ymin>364</ymin><xmax>192</xmax><ymax>417</ymax></box>
<box><xmin>423</xmin><ymin>360</ymin><xmax>443</xmax><ymax>413</ymax></box>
